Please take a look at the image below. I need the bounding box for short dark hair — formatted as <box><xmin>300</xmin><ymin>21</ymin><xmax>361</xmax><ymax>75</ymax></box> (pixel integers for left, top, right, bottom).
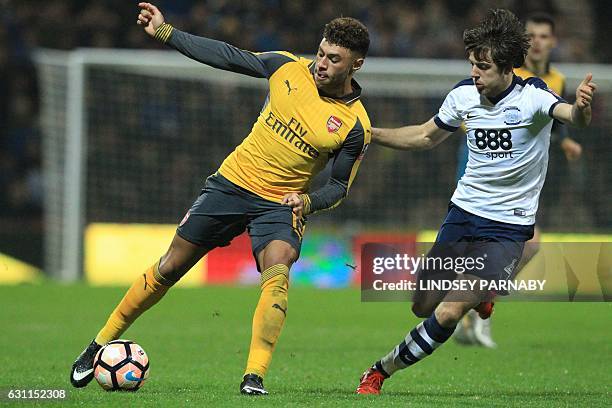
<box><xmin>463</xmin><ymin>9</ymin><xmax>530</xmax><ymax>73</ymax></box>
<box><xmin>323</xmin><ymin>17</ymin><xmax>370</xmax><ymax>57</ymax></box>
<box><xmin>526</xmin><ymin>12</ymin><xmax>556</xmax><ymax>34</ymax></box>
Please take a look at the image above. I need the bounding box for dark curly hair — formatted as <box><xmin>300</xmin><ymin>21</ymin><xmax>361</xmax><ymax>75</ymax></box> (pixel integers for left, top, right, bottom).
<box><xmin>323</xmin><ymin>17</ymin><xmax>370</xmax><ymax>57</ymax></box>
<box><xmin>463</xmin><ymin>9</ymin><xmax>530</xmax><ymax>73</ymax></box>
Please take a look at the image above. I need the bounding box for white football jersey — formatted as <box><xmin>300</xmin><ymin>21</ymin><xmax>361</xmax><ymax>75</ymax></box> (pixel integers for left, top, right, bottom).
<box><xmin>435</xmin><ymin>76</ymin><xmax>565</xmax><ymax>225</ymax></box>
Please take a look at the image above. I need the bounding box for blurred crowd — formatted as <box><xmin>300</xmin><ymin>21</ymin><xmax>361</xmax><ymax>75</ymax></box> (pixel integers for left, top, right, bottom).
<box><xmin>1</xmin><ymin>0</ymin><xmax>611</xmax><ymax>238</ymax></box>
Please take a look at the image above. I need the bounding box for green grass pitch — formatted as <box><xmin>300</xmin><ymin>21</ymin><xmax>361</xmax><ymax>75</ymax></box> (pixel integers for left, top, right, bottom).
<box><xmin>1</xmin><ymin>284</ymin><xmax>610</xmax><ymax>407</ymax></box>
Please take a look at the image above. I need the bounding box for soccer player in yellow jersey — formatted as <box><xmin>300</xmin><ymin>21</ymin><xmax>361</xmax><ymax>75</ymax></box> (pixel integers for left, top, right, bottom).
<box><xmin>517</xmin><ymin>13</ymin><xmax>582</xmax><ymax>162</ymax></box>
<box><xmin>70</xmin><ymin>2</ymin><xmax>371</xmax><ymax>395</ymax></box>
<box><xmin>454</xmin><ymin>13</ymin><xmax>584</xmax><ymax>348</ymax></box>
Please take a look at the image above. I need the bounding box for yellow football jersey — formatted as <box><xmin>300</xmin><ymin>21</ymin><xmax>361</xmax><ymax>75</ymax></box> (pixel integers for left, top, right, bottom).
<box><xmin>218</xmin><ymin>53</ymin><xmax>371</xmax><ymax>203</ymax></box>
<box><xmin>156</xmin><ymin>24</ymin><xmax>371</xmax><ymax>212</ymax></box>
<box><xmin>514</xmin><ymin>65</ymin><xmax>565</xmax><ymax>96</ymax></box>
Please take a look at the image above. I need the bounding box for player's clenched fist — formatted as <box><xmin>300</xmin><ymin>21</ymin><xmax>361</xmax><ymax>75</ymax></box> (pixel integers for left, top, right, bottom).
<box><xmin>576</xmin><ymin>73</ymin><xmax>597</xmax><ymax>110</ymax></box>
<box><xmin>137</xmin><ymin>2</ymin><xmax>165</xmax><ymax>37</ymax></box>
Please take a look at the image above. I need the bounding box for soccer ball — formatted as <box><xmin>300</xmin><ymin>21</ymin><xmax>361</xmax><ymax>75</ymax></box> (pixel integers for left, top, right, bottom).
<box><xmin>93</xmin><ymin>340</ymin><xmax>149</xmax><ymax>391</ymax></box>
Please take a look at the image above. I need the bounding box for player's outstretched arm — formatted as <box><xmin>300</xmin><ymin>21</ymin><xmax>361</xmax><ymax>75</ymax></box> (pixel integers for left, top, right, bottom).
<box><xmin>373</xmin><ymin>118</ymin><xmax>452</xmax><ymax>150</ymax></box>
<box><xmin>552</xmin><ymin>73</ymin><xmax>597</xmax><ymax>128</ymax></box>
<box><xmin>137</xmin><ymin>2</ymin><xmax>284</xmax><ymax>79</ymax></box>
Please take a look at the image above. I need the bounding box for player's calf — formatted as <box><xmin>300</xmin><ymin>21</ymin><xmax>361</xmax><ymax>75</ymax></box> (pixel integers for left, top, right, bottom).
<box><xmin>356</xmin><ymin>309</ymin><xmax>457</xmax><ymax>395</ymax></box>
<box><xmin>357</xmin><ymin>298</ymin><xmax>478</xmax><ymax>395</ymax></box>
<box><xmin>435</xmin><ymin>301</ymin><xmax>470</xmax><ymax>326</ymax></box>
<box><xmin>240</xmin><ymin>240</ymin><xmax>296</xmax><ymax>394</ymax></box>
<box><xmin>70</xmin><ymin>235</ymin><xmax>205</xmax><ymax>388</ymax></box>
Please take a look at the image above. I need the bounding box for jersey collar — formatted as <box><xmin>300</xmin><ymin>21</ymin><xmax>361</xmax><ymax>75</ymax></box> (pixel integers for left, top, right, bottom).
<box><xmin>522</xmin><ymin>61</ymin><xmax>551</xmax><ymax>76</ymax></box>
<box><xmin>486</xmin><ymin>75</ymin><xmax>519</xmax><ymax>105</ymax></box>
<box><xmin>308</xmin><ymin>61</ymin><xmax>362</xmax><ymax>104</ymax></box>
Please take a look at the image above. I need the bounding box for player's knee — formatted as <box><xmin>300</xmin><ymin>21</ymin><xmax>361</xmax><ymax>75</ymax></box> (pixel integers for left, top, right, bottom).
<box><xmin>266</xmin><ymin>256</ymin><xmax>294</xmax><ymax>269</ymax></box>
<box><xmin>157</xmin><ymin>257</ymin><xmax>183</xmax><ymax>282</ymax></box>
<box><xmin>261</xmin><ymin>243</ymin><xmax>297</xmax><ymax>270</ymax></box>
<box><xmin>157</xmin><ymin>236</ymin><xmax>207</xmax><ymax>282</ymax></box>
<box><xmin>158</xmin><ymin>252</ymin><xmax>193</xmax><ymax>282</ymax></box>
<box><xmin>435</xmin><ymin>303</ymin><xmax>465</xmax><ymax>326</ymax></box>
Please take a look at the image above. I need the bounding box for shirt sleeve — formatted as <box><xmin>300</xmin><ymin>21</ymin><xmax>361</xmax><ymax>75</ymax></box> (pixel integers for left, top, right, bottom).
<box><xmin>302</xmin><ymin>119</ymin><xmax>369</xmax><ymax>215</ymax></box>
<box><xmin>551</xmin><ymin>79</ymin><xmax>569</xmax><ymax>142</ymax></box>
<box><xmin>156</xmin><ymin>24</ymin><xmax>294</xmax><ymax>79</ymax></box>
<box><xmin>527</xmin><ymin>78</ymin><xmax>567</xmax><ymax>119</ymax></box>
<box><xmin>434</xmin><ymin>90</ymin><xmax>462</xmax><ymax>132</ymax></box>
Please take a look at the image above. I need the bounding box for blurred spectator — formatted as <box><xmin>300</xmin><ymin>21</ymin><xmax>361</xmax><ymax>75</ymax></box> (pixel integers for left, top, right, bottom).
<box><xmin>1</xmin><ymin>2</ymin><xmax>41</xmax><ymax>218</ymax></box>
<box><xmin>0</xmin><ymin>0</ymin><xmax>606</xmax><ymax>60</ymax></box>
<box><xmin>0</xmin><ymin>0</ymin><xmax>610</xmax><ymax>233</ymax></box>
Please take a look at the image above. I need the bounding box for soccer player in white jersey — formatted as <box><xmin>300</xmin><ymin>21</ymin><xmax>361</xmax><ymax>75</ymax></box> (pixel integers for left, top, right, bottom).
<box><xmin>454</xmin><ymin>12</ymin><xmax>583</xmax><ymax>349</ymax></box>
<box><xmin>356</xmin><ymin>9</ymin><xmax>596</xmax><ymax>395</ymax></box>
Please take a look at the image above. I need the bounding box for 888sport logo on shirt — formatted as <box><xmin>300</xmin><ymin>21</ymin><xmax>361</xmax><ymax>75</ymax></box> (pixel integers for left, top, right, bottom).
<box><xmin>473</xmin><ymin>128</ymin><xmax>514</xmax><ymax>159</ymax></box>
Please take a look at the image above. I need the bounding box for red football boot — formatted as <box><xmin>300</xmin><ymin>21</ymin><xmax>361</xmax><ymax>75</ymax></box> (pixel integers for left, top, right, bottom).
<box><xmin>356</xmin><ymin>368</ymin><xmax>386</xmax><ymax>395</ymax></box>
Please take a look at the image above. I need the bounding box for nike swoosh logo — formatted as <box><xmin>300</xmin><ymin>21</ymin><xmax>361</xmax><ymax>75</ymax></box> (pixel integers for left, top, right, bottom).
<box><xmin>72</xmin><ymin>368</ymin><xmax>93</xmax><ymax>381</ymax></box>
<box><xmin>466</xmin><ymin>113</ymin><xmax>476</xmax><ymax>119</ymax></box>
<box><xmin>125</xmin><ymin>371</ymin><xmax>143</xmax><ymax>382</ymax></box>
<box><xmin>242</xmin><ymin>386</ymin><xmax>268</xmax><ymax>394</ymax></box>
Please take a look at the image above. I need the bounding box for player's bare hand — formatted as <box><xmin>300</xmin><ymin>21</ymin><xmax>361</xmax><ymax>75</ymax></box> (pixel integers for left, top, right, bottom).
<box><xmin>137</xmin><ymin>2</ymin><xmax>165</xmax><ymax>37</ymax></box>
<box><xmin>561</xmin><ymin>137</ymin><xmax>582</xmax><ymax>162</ymax></box>
<box><xmin>281</xmin><ymin>193</ymin><xmax>304</xmax><ymax>217</ymax></box>
<box><xmin>576</xmin><ymin>73</ymin><xmax>597</xmax><ymax>110</ymax></box>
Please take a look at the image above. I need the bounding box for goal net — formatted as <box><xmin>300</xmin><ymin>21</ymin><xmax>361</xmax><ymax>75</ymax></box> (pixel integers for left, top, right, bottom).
<box><xmin>34</xmin><ymin>49</ymin><xmax>612</xmax><ymax>281</ymax></box>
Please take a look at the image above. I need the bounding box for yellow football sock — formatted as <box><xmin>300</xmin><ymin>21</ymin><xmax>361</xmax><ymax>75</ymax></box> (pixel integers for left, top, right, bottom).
<box><xmin>244</xmin><ymin>264</ymin><xmax>289</xmax><ymax>378</ymax></box>
<box><xmin>94</xmin><ymin>261</ymin><xmax>175</xmax><ymax>345</ymax></box>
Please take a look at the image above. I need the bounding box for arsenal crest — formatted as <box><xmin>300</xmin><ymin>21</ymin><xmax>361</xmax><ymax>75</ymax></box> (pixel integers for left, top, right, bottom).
<box><xmin>327</xmin><ymin>115</ymin><xmax>343</xmax><ymax>133</ymax></box>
